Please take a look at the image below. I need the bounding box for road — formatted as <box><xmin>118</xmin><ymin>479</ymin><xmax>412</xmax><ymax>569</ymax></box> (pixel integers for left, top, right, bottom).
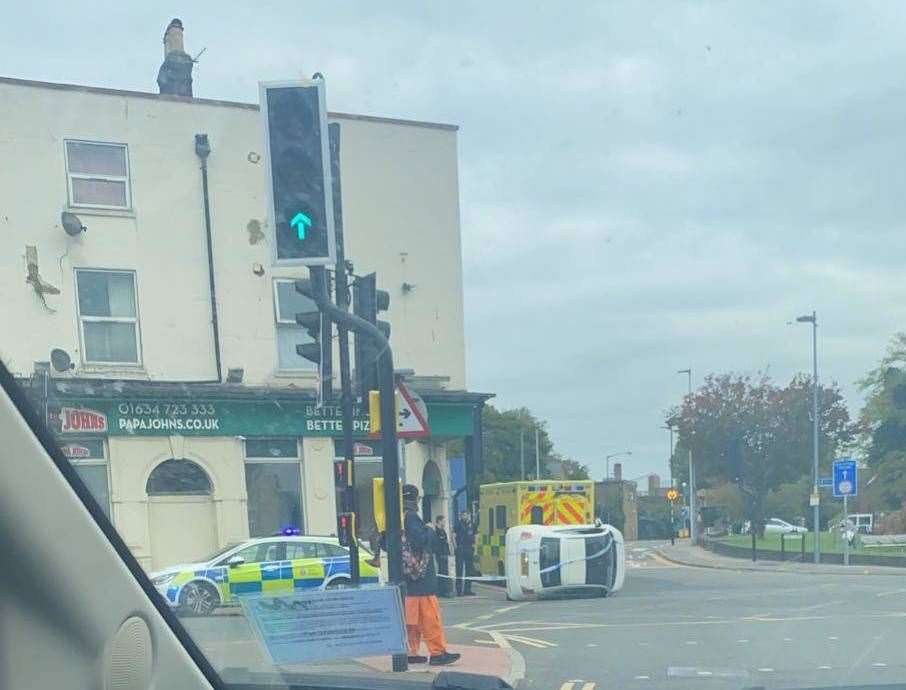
<box><xmin>442</xmin><ymin>541</ymin><xmax>906</xmax><ymax>689</ymax></box>
<box><xmin>184</xmin><ymin>541</ymin><xmax>906</xmax><ymax>689</ymax></box>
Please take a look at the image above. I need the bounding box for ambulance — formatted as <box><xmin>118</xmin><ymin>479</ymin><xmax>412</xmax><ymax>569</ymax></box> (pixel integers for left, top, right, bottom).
<box><xmin>477</xmin><ymin>480</ymin><xmax>595</xmax><ymax>576</ymax></box>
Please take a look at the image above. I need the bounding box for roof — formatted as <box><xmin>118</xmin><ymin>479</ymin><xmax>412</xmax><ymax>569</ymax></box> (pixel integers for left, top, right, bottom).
<box><xmin>0</xmin><ymin>75</ymin><xmax>459</xmax><ymax>132</ymax></box>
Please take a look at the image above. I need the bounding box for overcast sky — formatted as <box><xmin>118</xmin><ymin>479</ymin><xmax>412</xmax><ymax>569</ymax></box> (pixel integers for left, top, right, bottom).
<box><xmin>6</xmin><ymin>3</ymin><xmax>906</xmax><ymax>481</ymax></box>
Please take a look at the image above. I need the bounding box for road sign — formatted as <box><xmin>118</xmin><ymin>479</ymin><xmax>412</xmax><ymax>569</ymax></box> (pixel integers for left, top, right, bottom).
<box><xmin>368</xmin><ymin>383</ymin><xmax>430</xmax><ymax>439</ymax></box>
<box><xmin>817</xmin><ymin>477</ymin><xmax>833</xmax><ymax>488</ymax></box>
<box><xmin>396</xmin><ymin>382</ymin><xmax>429</xmax><ymax>439</ymax></box>
<box><xmin>260</xmin><ymin>79</ymin><xmax>336</xmax><ymax>266</ymax></box>
<box><xmin>665</xmin><ymin>488</ymin><xmax>680</xmax><ymax>502</ymax></box>
<box><xmin>833</xmin><ymin>458</ymin><xmax>857</xmax><ymax>498</ymax></box>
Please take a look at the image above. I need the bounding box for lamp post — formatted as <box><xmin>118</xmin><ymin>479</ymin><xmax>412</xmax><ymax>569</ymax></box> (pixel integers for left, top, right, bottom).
<box><xmin>677</xmin><ymin>368</ymin><xmax>695</xmax><ymax>543</ymax></box>
<box><xmin>605</xmin><ymin>451</ymin><xmax>632</xmax><ymax>479</ymax></box>
<box><xmin>796</xmin><ymin>311</ymin><xmax>820</xmax><ymax>564</ymax></box>
<box><xmin>662</xmin><ymin>425</ymin><xmax>675</xmax><ymax>487</ymax></box>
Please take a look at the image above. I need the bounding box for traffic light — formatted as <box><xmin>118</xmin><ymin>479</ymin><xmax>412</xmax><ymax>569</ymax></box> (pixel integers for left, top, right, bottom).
<box><xmin>337</xmin><ymin>512</ymin><xmax>355</xmax><ymax>547</ymax></box>
<box><xmin>260</xmin><ymin>79</ymin><xmax>336</xmax><ymax>265</ymax></box>
<box><xmin>353</xmin><ymin>273</ymin><xmax>391</xmax><ymax>400</ymax></box>
<box><xmin>334</xmin><ymin>459</ymin><xmax>352</xmax><ymax>488</ymax></box>
<box><xmin>294</xmin><ymin>271</ymin><xmax>332</xmax><ymax>402</ymax></box>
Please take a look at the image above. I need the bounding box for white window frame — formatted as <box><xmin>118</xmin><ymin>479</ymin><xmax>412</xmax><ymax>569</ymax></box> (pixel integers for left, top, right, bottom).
<box><xmin>75</xmin><ymin>268</ymin><xmax>143</xmax><ymax>366</ymax></box>
<box><xmin>244</xmin><ymin>438</ymin><xmax>302</xmax><ymax>464</ymax></box>
<box><xmin>272</xmin><ymin>278</ymin><xmax>317</xmax><ymax>373</ymax></box>
<box><xmin>64</xmin><ymin>139</ymin><xmax>132</xmax><ymax>210</ymax></box>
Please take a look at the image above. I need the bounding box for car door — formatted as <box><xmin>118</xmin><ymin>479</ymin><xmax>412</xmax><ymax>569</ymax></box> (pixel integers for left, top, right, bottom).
<box><xmin>222</xmin><ymin>541</ymin><xmax>286</xmax><ymax>602</ymax></box>
<box><xmin>286</xmin><ymin>541</ymin><xmax>325</xmax><ymax>589</ymax></box>
<box><xmin>318</xmin><ymin>542</ymin><xmax>352</xmax><ymax>581</ymax></box>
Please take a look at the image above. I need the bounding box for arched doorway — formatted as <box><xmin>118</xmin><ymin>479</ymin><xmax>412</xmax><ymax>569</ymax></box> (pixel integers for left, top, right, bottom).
<box><xmin>421</xmin><ymin>460</ymin><xmax>442</xmax><ymax>522</ymax></box>
<box><xmin>146</xmin><ymin>458</ymin><xmax>216</xmax><ymax>569</ymax></box>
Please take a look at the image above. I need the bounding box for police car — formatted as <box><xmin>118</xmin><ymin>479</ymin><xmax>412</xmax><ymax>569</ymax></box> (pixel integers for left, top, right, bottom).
<box><xmin>149</xmin><ymin>533</ymin><xmax>381</xmax><ymax>616</ymax></box>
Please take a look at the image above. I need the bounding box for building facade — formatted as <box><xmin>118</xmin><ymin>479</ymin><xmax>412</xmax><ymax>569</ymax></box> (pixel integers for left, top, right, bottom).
<box><xmin>0</xmin><ymin>72</ymin><xmax>489</xmax><ymax>570</ymax></box>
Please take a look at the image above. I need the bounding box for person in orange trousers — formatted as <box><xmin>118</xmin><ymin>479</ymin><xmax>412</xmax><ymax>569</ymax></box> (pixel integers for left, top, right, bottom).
<box><xmin>402</xmin><ymin>484</ymin><xmax>460</xmax><ymax>666</ymax></box>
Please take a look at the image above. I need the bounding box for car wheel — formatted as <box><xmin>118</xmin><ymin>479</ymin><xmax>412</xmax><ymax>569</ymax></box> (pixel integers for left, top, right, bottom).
<box><xmin>179</xmin><ymin>581</ymin><xmax>220</xmax><ymax>616</ymax></box>
<box><xmin>325</xmin><ymin>577</ymin><xmax>349</xmax><ymax>589</ymax></box>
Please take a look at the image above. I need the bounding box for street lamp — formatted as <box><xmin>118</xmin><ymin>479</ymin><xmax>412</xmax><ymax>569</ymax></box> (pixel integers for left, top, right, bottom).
<box><xmin>662</xmin><ymin>425</ymin><xmax>675</xmax><ymax>487</ymax></box>
<box><xmin>796</xmin><ymin>311</ymin><xmax>820</xmax><ymax>564</ymax></box>
<box><xmin>677</xmin><ymin>368</ymin><xmax>696</xmax><ymax>543</ymax></box>
<box><xmin>605</xmin><ymin>451</ymin><xmax>632</xmax><ymax>479</ymax></box>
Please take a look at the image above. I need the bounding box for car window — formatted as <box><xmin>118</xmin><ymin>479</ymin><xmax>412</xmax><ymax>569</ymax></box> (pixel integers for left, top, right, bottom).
<box><xmin>286</xmin><ymin>542</ymin><xmax>320</xmax><ymax>560</ymax></box>
<box><xmin>223</xmin><ymin>542</ymin><xmax>283</xmax><ymax>565</ymax></box>
<box><xmin>318</xmin><ymin>543</ymin><xmax>348</xmax><ymax>558</ymax></box>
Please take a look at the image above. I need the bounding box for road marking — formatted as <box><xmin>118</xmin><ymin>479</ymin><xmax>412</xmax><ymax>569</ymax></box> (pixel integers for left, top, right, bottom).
<box><xmin>697</xmin><ymin>671</ymin><xmax>713</xmax><ymax>676</ymax></box>
<box><xmin>486</xmin><ymin>630</ymin><xmax>525</xmax><ymax>689</ymax></box>
<box><xmin>783</xmin><ymin>637</ymin><xmax>793</xmax><ymax>642</ymax></box>
<box><xmin>580</xmin><ymin>683</ymin><xmax>595</xmax><ymax>690</ymax></box>
<box><xmin>684</xmin><ymin>641</ymin><xmax>698</xmax><ymax>645</ymax></box>
<box><xmin>586</xmin><ymin>643</ymin><xmax>598</xmax><ymax>647</ymax></box>
<box><xmin>757</xmin><ymin>668</ymin><xmax>774</xmax><ymax>673</ymax></box>
<box><xmin>667</xmin><ymin>667</ymin><xmax>749</xmax><ymax>679</ymax></box>
<box><xmin>737</xmin><ymin>639</ymin><xmax>749</xmax><ymax>643</ymax></box>
<box><xmin>828</xmin><ymin>636</ymin><xmax>839</xmax><ymax>640</ymax></box>
<box><xmin>475</xmin><ymin>614</ymin><xmax>494</xmax><ymax>621</ymax></box>
<box><xmin>876</xmin><ymin>588</ymin><xmax>906</xmax><ymax>598</ymax></box>
<box><xmin>634</xmin><ymin>676</ymin><xmax>650</xmax><ymax>680</ymax></box>
<box><xmin>559</xmin><ymin>683</ymin><xmax>575</xmax><ymax>690</ymax></box>
<box><xmin>474</xmin><ymin>638</ymin><xmax>497</xmax><ymax>645</ymax></box>
<box><xmin>873</xmin><ymin>662</ymin><xmax>887</xmax><ymax>668</ymax></box>
<box><xmin>494</xmin><ymin>604</ymin><xmax>523</xmax><ymax>614</ymax></box>
<box><xmin>638</xmin><ymin>641</ymin><xmax>650</xmax><ymax>646</ymax></box>
<box><xmin>502</xmin><ymin>633</ymin><xmax>557</xmax><ymax>649</ymax></box>
<box><xmin>819</xmin><ymin>665</ymin><xmax>832</xmax><ymax>670</ymax></box>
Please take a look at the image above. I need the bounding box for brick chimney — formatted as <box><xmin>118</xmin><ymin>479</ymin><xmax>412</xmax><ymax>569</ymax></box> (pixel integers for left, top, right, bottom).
<box><xmin>157</xmin><ymin>18</ymin><xmax>193</xmax><ymax>97</ymax></box>
<box><xmin>613</xmin><ymin>463</ymin><xmax>622</xmax><ymax>481</ymax></box>
<box><xmin>648</xmin><ymin>474</ymin><xmax>660</xmax><ymax>495</ymax></box>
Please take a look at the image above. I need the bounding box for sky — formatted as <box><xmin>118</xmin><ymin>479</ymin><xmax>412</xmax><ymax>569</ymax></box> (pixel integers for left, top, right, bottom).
<box><xmin>5</xmin><ymin>2</ymin><xmax>906</xmax><ymax>482</ymax></box>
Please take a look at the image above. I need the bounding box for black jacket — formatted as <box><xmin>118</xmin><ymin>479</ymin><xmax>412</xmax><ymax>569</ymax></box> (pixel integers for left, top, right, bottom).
<box><xmin>403</xmin><ymin>502</ymin><xmax>437</xmax><ymax>596</ymax></box>
<box><xmin>454</xmin><ymin>519</ymin><xmax>475</xmax><ymax>554</ymax></box>
<box><xmin>434</xmin><ymin>527</ymin><xmax>451</xmax><ymax>557</ymax></box>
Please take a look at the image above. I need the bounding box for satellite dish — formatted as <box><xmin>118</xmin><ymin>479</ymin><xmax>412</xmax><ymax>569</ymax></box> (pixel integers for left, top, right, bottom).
<box><xmin>50</xmin><ymin>348</ymin><xmax>73</xmax><ymax>372</ymax></box>
<box><xmin>61</xmin><ymin>212</ymin><xmax>87</xmax><ymax>236</ymax></box>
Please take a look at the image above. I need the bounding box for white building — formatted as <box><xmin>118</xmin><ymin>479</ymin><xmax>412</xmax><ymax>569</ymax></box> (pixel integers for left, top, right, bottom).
<box><xmin>0</xmin><ymin>25</ymin><xmax>489</xmax><ymax>570</ymax></box>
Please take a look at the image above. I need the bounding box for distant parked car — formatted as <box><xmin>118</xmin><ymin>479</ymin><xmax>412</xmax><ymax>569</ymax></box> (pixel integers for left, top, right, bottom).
<box><xmin>744</xmin><ymin>518</ymin><xmax>807</xmax><ymax>535</ymax></box>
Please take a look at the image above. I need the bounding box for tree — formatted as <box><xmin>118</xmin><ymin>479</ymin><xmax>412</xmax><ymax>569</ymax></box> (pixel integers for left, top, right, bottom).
<box><xmin>667</xmin><ymin>372</ymin><xmax>853</xmax><ymax>534</ymax></box>
<box><xmin>858</xmin><ymin>333</ymin><xmax>906</xmax><ymax>510</ymax></box>
<box><xmin>558</xmin><ymin>459</ymin><xmax>591</xmax><ymax>480</ymax></box>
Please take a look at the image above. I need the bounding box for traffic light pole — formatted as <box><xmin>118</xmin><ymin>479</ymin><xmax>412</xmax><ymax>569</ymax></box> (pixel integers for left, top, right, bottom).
<box><xmin>329</xmin><ymin>123</ymin><xmax>359</xmax><ymax>585</ymax></box>
<box><xmin>307</xmin><ymin>285</ymin><xmax>407</xmax><ymax>673</ymax></box>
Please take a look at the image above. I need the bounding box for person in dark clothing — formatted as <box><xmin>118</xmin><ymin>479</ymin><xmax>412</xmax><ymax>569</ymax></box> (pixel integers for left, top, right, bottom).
<box><xmin>402</xmin><ymin>484</ymin><xmax>459</xmax><ymax>666</ymax></box>
<box><xmin>453</xmin><ymin>511</ymin><xmax>476</xmax><ymax>596</ymax></box>
<box><xmin>434</xmin><ymin>515</ymin><xmax>452</xmax><ymax>597</ymax></box>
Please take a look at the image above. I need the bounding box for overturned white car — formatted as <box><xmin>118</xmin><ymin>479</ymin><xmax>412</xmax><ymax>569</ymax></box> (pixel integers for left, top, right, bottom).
<box><xmin>504</xmin><ymin>523</ymin><xmax>625</xmax><ymax>601</ymax></box>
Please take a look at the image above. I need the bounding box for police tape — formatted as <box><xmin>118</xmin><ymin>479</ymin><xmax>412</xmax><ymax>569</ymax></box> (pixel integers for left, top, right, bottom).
<box><xmin>433</xmin><ymin>538</ymin><xmax>615</xmax><ymax>581</ymax></box>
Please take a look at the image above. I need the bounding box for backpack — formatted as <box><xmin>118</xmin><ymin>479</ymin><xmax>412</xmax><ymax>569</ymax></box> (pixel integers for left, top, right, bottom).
<box><xmin>401</xmin><ymin>524</ymin><xmax>431</xmax><ymax>582</ymax></box>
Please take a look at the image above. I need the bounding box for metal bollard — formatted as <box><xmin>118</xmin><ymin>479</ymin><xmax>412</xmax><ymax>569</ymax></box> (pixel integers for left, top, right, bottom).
<box><xmin>780</xmin><ymin>533</ymin><xmax>785</xmax><ymax>561</ymax></box>
<box><xmin>801</xmin><ymin>531</ymin><xmax>806</xmax><ymax>561</ymax></box>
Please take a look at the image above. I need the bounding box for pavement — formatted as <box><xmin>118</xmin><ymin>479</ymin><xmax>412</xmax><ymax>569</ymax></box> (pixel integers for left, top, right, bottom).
<box><xmin>656</xmin><ymin>539</ymin><xmax>906</xmax><ymax>576</ymax></box>
<box><xmin>184</xmin><ymin>543</ymin><xmax>906</xmax><ymax>689</ymax></box>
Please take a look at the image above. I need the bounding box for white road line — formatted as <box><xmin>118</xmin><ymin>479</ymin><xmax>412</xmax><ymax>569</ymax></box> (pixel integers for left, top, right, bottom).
<box><xmin>818</xmin><ymin>666</ymin><xmax>832</xmax><ymax>670</ymax></box>
<box><xmin>494</xmin><ymin>604</ymin><xmax>523</xmax><ymax>614</ymax></box>
<box><xmin>737</xmin><ymin>639</ymin><xmax>749</xmax><ymax>643</ymax></box>
<box><xmin>873</xmin><ymin>663</ymin><xmax>887</xmax><ymax>668</ymax></box>
<box><xmin>634</xmin><ymin>675</ymin><xmax>650</xmax><ymax>680</ymax></box>
<box><xmin>828</xmin><ymin>636</ymin><xmax>839</xmax><ymax>640</ymax></box>
<box><xmin>685</xmin><ymin>640</ymin><xmax>698</xmax><ymax>645</ymax></box>
<box><xmin>876</xmin><ymin>588</ymin><xmax>906</xmax><ymax>598</ymax></box>
<box><xmin>580</xmin><ymin>682</ymin><xmax>595</xmax><ymax>690</ymax></box>
<box><xmin>474</xmin><ymin>639</ymin><xmax>497</xmax><ymax>645</ymax></box>
<box><xmin>783</xmin><ymin>637</ymin><xmax>793</xmax><ymax>642</ymax></box>
<box><xmin>586</xmin><ymin>643</ymin><xmax>598</xmax><ymax>647</ymax></box>
<box><xmin>757</xmin><ymin>668</ymin><xmax>774</xmax><ymax>673</ymax></box>
<box><xmin>559</xmin><ymin>683</ymin><xmax>575</xmax><ymax>690</ymax></box>
<box><xmin>697</xmin><ymin>671</ymin><xmax>713</xmax><ymax>676</ymax></box>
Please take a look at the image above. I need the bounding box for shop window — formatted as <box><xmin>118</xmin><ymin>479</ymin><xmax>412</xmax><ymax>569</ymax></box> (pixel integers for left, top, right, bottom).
<box><xmin>487</xmin><ymin>507</ymin><xmax>495</xmax><ymax>535</ymax></box>
<box><xmin>62</xmin><ymin>439</ymin><xmax>110</xmax><ymax>519</ymax></box>
<box><xmin>245</xmin><ymin>439</ymin><xmax>304</xmax><ymax>538</ymax></box>
<box><xmin>273</xmin><ymin>279</ymin><xmax>317</xmax><ymax>371</ymax></box>
<box><xmin>146</xmin><ymin>459</ymin><xmax>212</xmax><ymax>495</ymax></box>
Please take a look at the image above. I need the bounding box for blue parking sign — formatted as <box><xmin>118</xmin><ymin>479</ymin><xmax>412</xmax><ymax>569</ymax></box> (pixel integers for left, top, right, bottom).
<box><xmin>833</xmin><ymin>458</ymin><xmax>857</xmax><ymax>498</ymax></box>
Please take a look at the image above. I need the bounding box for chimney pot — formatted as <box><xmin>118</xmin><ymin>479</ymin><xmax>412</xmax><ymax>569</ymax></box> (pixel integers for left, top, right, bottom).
<box><xmin>157</xmin><ymin>18</ymin><xmax>193</xmax><ymax>97</ymax></box>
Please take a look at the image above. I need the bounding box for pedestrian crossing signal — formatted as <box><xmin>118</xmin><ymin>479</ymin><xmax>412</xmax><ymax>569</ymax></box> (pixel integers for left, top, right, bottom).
<box><xmin>337</xmin><ymin>512</ymin><xmax>355</xmax><ymax>547</ymax></box>
<box><xmin>334</xmin><ymin>459</ymin><xmax>352</xmax><ymax>488</ymax></box>
<box><xmin>666</xmin><ymin>488</ymin><xmax>680</xmax><ymax>502</ymax></box>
